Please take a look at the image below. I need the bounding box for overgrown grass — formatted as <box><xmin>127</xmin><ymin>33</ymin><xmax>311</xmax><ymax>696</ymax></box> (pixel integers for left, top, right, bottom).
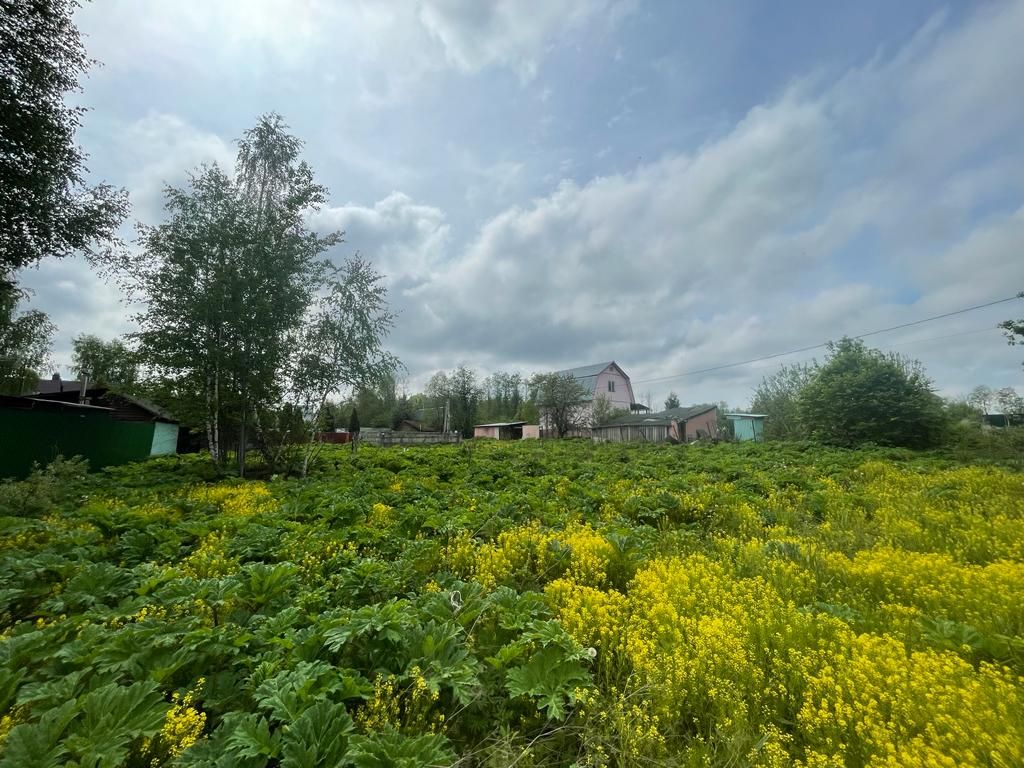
<box><xmin>0</xmin><ymin>440</ymin><xmax>1022</xmax><ymax>766</ymax></box>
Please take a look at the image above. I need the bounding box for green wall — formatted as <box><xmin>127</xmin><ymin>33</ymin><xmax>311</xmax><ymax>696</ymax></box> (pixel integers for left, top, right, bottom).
<box><xmin>0</xmin><ymin>407</ymin><xmax>158</xmax><ymax>479</ymax></box>
<box><xmin>150</xmin><ymin>421</ymin><xmax>180</xmax><ymax>456</ymax></box>
<box><xmin>730</xmin><ymin>417</ymin><xmax>765</xmax><ymax>442</ymax></box>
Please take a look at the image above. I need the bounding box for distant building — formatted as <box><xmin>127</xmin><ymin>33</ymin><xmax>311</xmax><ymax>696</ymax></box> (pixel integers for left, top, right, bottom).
<box><xmin>553</xmin><ymin>361</ymin><xmax>637</xmax><ymax>412</ymax></box>
<box><xmin>591</xmin><ymin>404</ymin><xmax>719</xmax><ymax>443</ymax></box>
<box><xmin>0</xmin><ymin>390</ymin><xmax>180</xmax><ymax>479</ymax></box>
<box><xmin>725</xmin><ymin>413</ymin><xmax>766</xmax><ymax>442</ymax></box>
<box><xmin>473</xmin><ymin>421</ymin><xmax>528</xmax><ymax>440</ymax></box>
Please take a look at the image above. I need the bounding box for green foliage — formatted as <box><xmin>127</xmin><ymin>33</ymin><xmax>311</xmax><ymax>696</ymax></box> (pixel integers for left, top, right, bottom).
<box><xmin>505</xmin><ymin>629</ymin><xmax>592</xmax><ymax>720</ymax></box>
<box><xmin>664</xmin><ymin>391</ymin><xmax>680</xmax><ymax>410</ymax></box>
<box><xmin>66</xmin><ymin>681</ymin><xmax>167</xmax><ymax>768</ymax></box>
<box><xmin>751</xmin><ymin>361</ymin><xmax>817</xmax><ymax>440</ymax></box>
<box><xmin>71</xmin><ymin>335</ymin><xmax>139</xmax><ymax>390</ymax></box>
<box><xmin>999</xmin><ymin>291</ymin><xmax>1024</xmax><ymax>365</ymax></box>
<box><xmin>280</xmin><ymin>700</ymin><xmax>354</xmax><ymax>768</ymax></box>
<box><xmin>797</xmin><ymin>338</ymin><xmax>947</xmax><ymax>448</ymax></box>
<box><xmin>0</xmin><ymin>455</ymin><xmax>89</xmax><ymax>517</ymax></box>
<box><xmin>0</xmin><ymin>699</ymin><xmax>77</xmax><ymax>768</ymax></box>
<box><xmin>529</xmin><ymin>372</ymin><xmax>590</xmax><ymax>437</ymax></box>
<box><xmin>426</xmin><ymin>367</ymin><xmax>481</xmax><ymax>437</ymax></box>
<box><xmin>0</xmin><ymin>287</ymin><xmax>55</xmax><ymax>396</ymax></box>
<box><xmin>0</xmin><ymin>683</ymin><xmax>166</xmax><ymax>768</ymax></box>
<box><xmin>348</xmin><ymin>730</ymin><xmax>454</xmax><ymax>768</ymax></box>
<box><xmin>123</xmin><ymin>114</ymin><xmax>343</xmax><ymax>473</ymax></box>
<box><xmin>1</xmin><ymin>441</ymin><xmax>1022</xmax><ymax>766</ymax></box>
<box><xmin>0</xmin><ymin>0</ymin><xmax>128</xmax><ymax>277</ymax></box>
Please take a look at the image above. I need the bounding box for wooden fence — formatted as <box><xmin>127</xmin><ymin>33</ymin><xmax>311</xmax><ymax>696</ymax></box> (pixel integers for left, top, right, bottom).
<box><xmin>362</xmin><ymin>431</ymin><xmax>462</xmax><ymax>447</ymax></box>
<box><xmin>591</xmin><ymin>424</ymin><xmax>672</xmax><ymax>443</ymax></box>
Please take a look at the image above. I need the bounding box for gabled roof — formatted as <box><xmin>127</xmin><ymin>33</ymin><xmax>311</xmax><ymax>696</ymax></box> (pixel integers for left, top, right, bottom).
<box><xmin>550</xmin><ymin>361</ymin><xmax>627</xmax><ymax>399</ymax></box>
<box><xmin>0</xmin><ymin>395</ymin><xmax>113</xmax><ymax>413</ymax></box>
<box><xmin>599</xmin><ymin>403</ymin><xmax>717</xmax><ymax>428</ymax></box>
<box><xmin>659</xmin><ymin>404</ymin><xmax>717</xmax><ymax>421</ymax></box>
<box><xmin>30</xmin><ymin>388</ymin><xmax>177</xmax><ymax>423</ymax></box>
<box><xmin>553</xmin><ymin>361</ymin><xmax>615</xmax><ymax>379</ymax></box>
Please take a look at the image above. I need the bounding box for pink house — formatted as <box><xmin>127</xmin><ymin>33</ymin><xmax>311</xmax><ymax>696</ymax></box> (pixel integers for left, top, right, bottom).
<box><xmin>554</xmin><ymin>361</ymin><xmax>640</xmax><ymax>419</ymax></box>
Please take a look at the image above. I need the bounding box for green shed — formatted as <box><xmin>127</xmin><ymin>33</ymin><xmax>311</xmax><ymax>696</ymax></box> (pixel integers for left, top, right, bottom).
<box><xmin>725</xmin><ymin>413</ymin><xmax>766</xmax><ymax>442</ymax></box>
<box><xmin>0</xmin><ymin>394</ymin><xmax>179</xmax><ymax>479</ymax></box>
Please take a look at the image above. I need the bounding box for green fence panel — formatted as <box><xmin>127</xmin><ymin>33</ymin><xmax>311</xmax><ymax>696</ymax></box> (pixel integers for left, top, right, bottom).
<box><xmin>0</xmin><ymin>408</ymin><xmax>157</xmax><ymax>479</ymax></box>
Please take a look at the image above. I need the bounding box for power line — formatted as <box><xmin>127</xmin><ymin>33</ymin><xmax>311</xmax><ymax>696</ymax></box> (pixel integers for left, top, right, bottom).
<box><xmin>633</xmin><ymin>294</ymin><xmax>1021</xmax><ymax>385</ymax></box>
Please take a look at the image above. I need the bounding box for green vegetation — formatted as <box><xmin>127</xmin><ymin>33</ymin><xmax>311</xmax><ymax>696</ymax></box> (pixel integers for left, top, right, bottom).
<box><xmin>1</xmin><ymin>441</ymin><xmax>1022</xmax><ymax>766</ymax></box>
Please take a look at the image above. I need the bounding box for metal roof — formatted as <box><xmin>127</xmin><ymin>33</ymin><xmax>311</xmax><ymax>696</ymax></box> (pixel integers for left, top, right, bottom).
<box><xmin>0</xmin><ymin>395</ymin><xmax>114</xmax><ymax>412</ymax></box>
<box><xmin>549</xmin><ymin>362</ymin><xmax>623</xmax><ymax>399</ymax></box>
<box><xmin>600</xmin><ymin>403</ymin><xmax>717</xmax><ymax>427</ymax></box>
<box><xmin>474</xmin><ymin>421</ymin><xmax>527</xmax><ymax>428</ymax></box>
<box><xmin>553</xmin><ymin>361</ymin><xmax>615</xmax><ymax>379</ymax></box>
<box><xmin>724</xmin><ymin>413</ymin><xmax>767</xmax><ymax>419</ymax></box>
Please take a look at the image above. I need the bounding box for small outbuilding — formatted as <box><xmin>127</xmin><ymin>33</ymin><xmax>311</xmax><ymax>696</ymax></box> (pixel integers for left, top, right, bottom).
<box><xmin>591</xmin><ymin>404</ymin><xmax>720</xmax><ymax>444</ymax></box>
<box><xmin>725</xmin><ymin>413</ymin><xmax>766</xmax><ymax>442</ymax></box>
<box><xmin>473</xmin><ymin>421</ymin><xmax>527</xmax><ymax>440</ymax></box>
<box><xmin>0</xmin><ymin>393</ymin><xmax>180</xmax><ymax>479</ymax></box>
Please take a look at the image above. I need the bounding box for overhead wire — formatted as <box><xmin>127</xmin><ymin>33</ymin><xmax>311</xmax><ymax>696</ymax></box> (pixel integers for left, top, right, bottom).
<box><xmin>632</xmin><ymin>294</ymin><xmax>1021</xmax><ymax>385</ymax></box>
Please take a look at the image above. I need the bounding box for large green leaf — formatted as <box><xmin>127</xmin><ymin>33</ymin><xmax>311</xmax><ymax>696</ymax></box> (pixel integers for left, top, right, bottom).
<box><xmin>348</xmin><ymin>730</ymin><xmax>455</xmax><ymax>768</ymax></box>
<box><xmin>63</xmin><ymin>681</ymin><xmax>168</xmax><ymax>768</ymax></box>
<box><xmin>223</xmin><ymin>712</ymin><xmax>282</xmax><ymax>761</ymax></box>
<box><xmin>0</xmin><ymin>700</ymin><xmax>77</xmax><ymax>768</ymax></box>
<box><xmin>280</xmin><ymin>699</ymin><xmax>353</xmax><ymax>768</ymax></box>
<box><xmin>505</xmin><ymin>646</ymin><xmax>592</xmax><ymax>720</ymax></box>
<box><xmin>253</xmin><ymin>661</ymin><xmax>346</xmax><ymax>723</ymax></box>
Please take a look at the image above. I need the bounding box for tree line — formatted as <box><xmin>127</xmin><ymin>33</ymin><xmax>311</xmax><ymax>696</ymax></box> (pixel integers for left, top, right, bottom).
<box><xmin>751</xmin><ymin>337</ymin><xmax>1024</xmax><ymax>449</ymax></box>
<box><xmin>316</xmin><ymin>367</ymin><xmax>628</xmax><ymax>440</ymax></box>
<box><xmin>2</xmin><ymin>1</ymin><xmax>1022</xmax><ymax>463</ymax></box>
<box><xmin>2</xmin><ymin>2</ymin><xmax>399</xmax><ymax>476</ymax></box>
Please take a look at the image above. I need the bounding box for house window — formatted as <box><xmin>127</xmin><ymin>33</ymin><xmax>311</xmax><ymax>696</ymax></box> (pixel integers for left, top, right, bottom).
<box><xmin>608</xmin><ymin>381</ymin><xmax>615</xmax><ymax>393</ymax></box>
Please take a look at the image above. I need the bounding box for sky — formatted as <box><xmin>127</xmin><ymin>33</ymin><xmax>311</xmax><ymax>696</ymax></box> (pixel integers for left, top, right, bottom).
<box><xmin>18</xmin><ymin>0</ymin><xmax>1024</xmax><ymax>409</ymax></box>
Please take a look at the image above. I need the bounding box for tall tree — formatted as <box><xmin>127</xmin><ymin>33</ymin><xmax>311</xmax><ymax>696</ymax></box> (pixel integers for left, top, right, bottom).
<box><xmin>126</xmin><ymin>115</ymin><xmax>340</xmax><ymax>473</ymax></box>
<box><xmin>288</xmin><ymin>257</ymin><xmax>399</xmax><ymax>474</ymax></box>
<box><xmin>751</xmin><ymin>362</ymin><xmax>817</xmax><ymax>440</ymax></box>
<box><xmin>0</xmin><ymin>0</ymin><xmax>128</xmax><ymax>281</ymax></box>
<box><xmin>995</xmin><ymin>387</ymin><xmax>1024</xmax><ymax>422</ymax></box>
<box><xmin>479</xmin><ymin>371</ymin><xmax>524</xmax><ymax>423</ymax></box>
<box><xmin>664</xmin><ymin>391</ymin><xmax>680</xmax><ymax>410</ymax></box>
<box><xmin>427</xmin><ymin>367</ymin><xmax>481</xmax><ymax>437</ymax></box>
<box><xmin>796</xmin><ymin>338</ymin><xmax>945</xmax><ymax>449</ymax></box>
<box><xmin>967</xmin><ymin>385</ymin><xmax>995</xmax><ymax>415</ymax></box>
<box><xmin>71</xmin><ymin>334</ymin><xmax>138</xmax><ymax>389</ymax></box>
<box><xmin>591</xmin><ymin>393</ymin><xmax>626</xmax><ymax>426</ymax></box>
<box><xmin>0</xmin><ymin>286</ymin><xmax>55</xmax><ymax>395</ymax></box>
<box><xmin>530</xmin><ymin>372</ymin><xmax>589</xmax><ymax>438</ymax></box>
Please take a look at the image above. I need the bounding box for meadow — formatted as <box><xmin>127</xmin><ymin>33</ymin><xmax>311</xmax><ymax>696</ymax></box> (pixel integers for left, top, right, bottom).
<box><xmin>0</xmin><ymin>440</ymin><xmax>1022</xmax><ymax>767</ymax></box>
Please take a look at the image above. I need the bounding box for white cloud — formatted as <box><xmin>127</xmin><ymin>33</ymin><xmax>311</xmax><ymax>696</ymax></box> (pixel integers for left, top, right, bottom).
<box><xmin>309</xmin><ymin>193</ymin><xmax>450</xmax><ymax>288</ymax></box>
<box><xmin>113</xmin><ymin>113</ymin><xmax>236</xmax><ymax>225</ymax></box>
<box><xmin>75</xmin><ymin>0</ymin><xmax>631</xmax><ymax>105</ymax></box>
<box><xmin>358</xmin><ymin>1</ymin><xmax>1024</xmax><ymax>404</ymax></box>
<box><xmin>26</xmin><ymin>0</ymin><xmax>1024</xmax><ymax>405</ymax></box>
<box><xmin>417</xmin><ymin>0</ymin><xmax>627</xmax><ymax>81</ymax></box>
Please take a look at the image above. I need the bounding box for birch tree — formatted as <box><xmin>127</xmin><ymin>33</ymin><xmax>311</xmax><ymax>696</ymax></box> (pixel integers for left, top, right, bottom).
<box><xmin>128</xmin><ymin>115</ymin><xmax>340</xmax><ymax>473</ymax></box>
<box><xmin>289</xmin><ymin>256</ymin><xmax>399</xmax><ymax>475</ymax></box>
<box><xmin>0</xmin><ymin>286</ymin><xmax>55</xmax><ymax>395</ymax></box>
